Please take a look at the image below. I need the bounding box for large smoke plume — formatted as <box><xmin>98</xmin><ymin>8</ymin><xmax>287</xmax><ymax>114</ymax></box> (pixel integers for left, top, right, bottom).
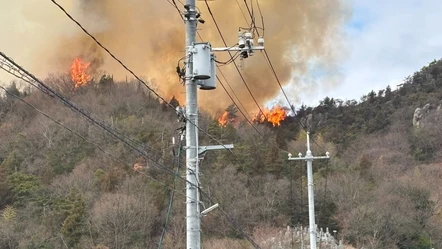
<box><xmin>0</xmin><ymin>0</ymin><xmax>349</xmax><ymax>115</ymax></box>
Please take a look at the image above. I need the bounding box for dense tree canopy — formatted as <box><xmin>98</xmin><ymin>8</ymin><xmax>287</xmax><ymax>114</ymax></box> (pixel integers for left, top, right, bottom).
<box><xmin>1</xmin><ymin>59</ymin><xmax>442</xmax><ymax>248</ymax></box>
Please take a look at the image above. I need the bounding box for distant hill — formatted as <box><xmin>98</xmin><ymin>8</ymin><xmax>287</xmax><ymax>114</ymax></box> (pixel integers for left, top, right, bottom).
<box><xmin>0</xmin><ymin>59</ymin><xmax>442</xmax><ymax>248</ymax></box>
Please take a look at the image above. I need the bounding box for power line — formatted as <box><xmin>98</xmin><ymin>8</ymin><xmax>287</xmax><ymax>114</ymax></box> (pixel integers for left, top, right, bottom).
<box><xmin>196</xmin><ymin>31</ymin><xmax>253</xmax><ymax>121</ymax></box>
<box><xmin>235</xmin><ymin>0</ymin><xmax>250</xmax><ymax>26</ymax></box>
<box><xmin>255</xmin><ymin>0</ymin><xmax>265</xmax><ymax>37</ymax></box>
<box><xmin>0</xmin><ymin>55</ymin><xmax>172</xmax><ymax>164</ymax></box>
<box><xmin>203</xmin><ymin>0</ymin><xmax>298</xmax><ymax>154</ymax></box>
<box><xmin>0</xmin><ymin>85</ymin><xmax>125</xmax><ymax>166</ymax></box>
<box><xmin>242</xmin><ymin>0</ymin><xmax>263</xmax><ymax>37</ymax></box>
<box><xmin>165</xmin><ymin>0</ymin><xmax>184</xmax><ymax>18</ymax></box>
<box><xmin>196</xmin><ymin>32</ymin><xmax>258</xmax><ymax>130</ymax></box>
<box><xmin>0</xmin><ymin>52</ymin><xmax>173</xmax><ymax>165</ymax></box>
<box><xmin>241</xmin><ymin>2</ymin><xmax>331</xmax><ymax>236</ymax></box>
<box><xmin>5</xmin><ymin>24</ymin><xmax>262</xmax><ymax>249</ymax></box>
<box><xmin>47</xmin><ymin>3</ymin><xmax>260</xmax><ymax>247</ymax></box>
<box><xmin>49</xmin><ymin>0</ymin><xmax>234</xmax><ymax>156</ymax></box>
<box><xmin>158</xmin><ymin>143</ymin><xmax>183</xmax><ymax>249</ymax></box>
<box><xmin>239</xmin><ymin>0</ymin><xmax>327</xmax><ymax>154</ymax></box>
<box><xmin>181</xmin><ymin>2</ymin><xmax>292</xmax><ymax>156</ymax></box>
<box><xmin>47</xmin><ymin>2</ymin><xmax>270</xmax><ymax>247</ymax></box>
<box><xmin>241</xmin><ymin>0</ymin><xmax>294</xmax><ymax>116</ymax></box>
<box><xmin>203</xmin><ymin>0</ymin><xmax>267</xmax><ymax>119</ymax></box>
<box><xmin>216</xmin><ymin>75</ymin><xmax>261</xmax><ymax>134</ymax></box>
<box><xmin>217</xmin><ymin>69</ymin><xmax>253</xmax><ymax>121</ymax></box>
<box><xmin>0</xmin><ymin>52</ymin><xmax>210</xmax><ymax>201</ymax></box>
<box><xmin>0</xmin><ymin>84</ymin><xmax>195</xmax><ymax>202</ymax></box>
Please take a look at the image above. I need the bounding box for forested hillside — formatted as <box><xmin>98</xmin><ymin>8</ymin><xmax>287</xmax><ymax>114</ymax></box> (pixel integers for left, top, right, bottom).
<box><xmin>1</xmin><ymin>59</ymin><xmax>442</xmax><ymax>249</ymax></box>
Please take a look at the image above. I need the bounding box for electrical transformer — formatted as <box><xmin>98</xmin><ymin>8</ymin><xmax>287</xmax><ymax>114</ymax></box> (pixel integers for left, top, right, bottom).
<box><xmin>192</xmin><ymin>42</ymin><xmax>212</xmax><ymax>79</ymax></box>
<box><xmin>199</xmin><ymin>53</ymin><xmax>216</xmax><ymax>90</ymax></box>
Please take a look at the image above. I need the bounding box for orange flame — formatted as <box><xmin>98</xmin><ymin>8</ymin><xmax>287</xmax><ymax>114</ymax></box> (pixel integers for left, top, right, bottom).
<box><xmin>70</xmin><ymin>57</ymin><xmax>91</xmax><ymax>88</ymax></box>
<box><xmin>218</xmin><ymin>111</ymin><xmax>229</xmax><ymax>127</ymax></box>
<box><xmin>253</xmin><ymin>106</ymin><xmax>287</xmax><ymax>127</ymax></box>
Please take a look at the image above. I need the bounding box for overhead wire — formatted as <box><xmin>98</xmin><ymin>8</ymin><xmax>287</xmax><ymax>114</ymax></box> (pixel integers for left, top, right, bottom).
<box><xmin>49</xmin><ymin>0</ymin><xmax>234</xmax><ymax>155</ymax></box>
<box><xmin>0</xmin><ymin>85</ymin><xmax>125</xmax><ymax>166</ymax></box>
<box><xmin>197</xmin><ymin>0</ymin><xmax>294</xmax><ymax>152</ymax></box>
<box><xmin>202</xmin><ymin>0</ymin><xmax>298</xmax><ymax>156</ymax></box>
<box><xmin>196</xmin><ymin>31</ymin><xmax>253</xmax><ymax>121</ymax></box>
<box><xmin>0</xmin><ymin>56</ymin><xmax>174</xmax><ymax>165</ymax></box>
<box><xmin>0</xmin><ymin>52</ymin><xmax>209</xmax><ymax>205</ymax></box>
<box><xmin>203</xmin><ymin>0</ymin><xmax>268</xmax><ymax>120</ymax></box>
<box><xmin>0</xmin><ymin>84</ymin><xmax>195</xmax><ymax>202</ymax></box>
<box><xmin>0</xmin><ymin>52</ymin><xmax>174</xmax><ymax>166</ymax></box>
<box><xmin>195</xmin><ymin>30</ymin><xmax>290</xmax><ymax>153</ymax></box>
<box><xmin>235</xmin><ymin>0</ymin><xmax>249</xmax><ymax>26</ymax></box>
<box><xmin>198</xmin><ymin>2</ymin><xmax>310</xmax><ymax>215</ymax></box>
<box><xmin>216</xmin><ymin>69</ymin><xmax>253</xmax><ymax>121</ymax></box>
<box><xmin>29</xmin><ymin>2</ymin><xmax>264</xmax><ymax>246</ymax></box>
<box><xmin>255</xmin><ymin>0</ymin><xmax>265</xmax><ymax>37</ymax></box>
<box><xmin>215</xmin><ymin>51</ymin><xmax>241</xmax><ymax>65</ymax></box>
<box><xmin>166</xmin><ymin>0</ymin><xmax>184</xmax><ymax>18</ymax></box>
<box><xmin>216</xmin><ymin>75</ymin><xmax>261</xmax><ymax>135</ymax></box>
<box><xmin>241</xmin><ymin>0</ymin><xmax>328</xmax><ymax>154</ymax></box>
<box><xmin>241</xmin><ymin>0</ymin><xmax>332</xmax><ymax>234</ymax></box>
<box><xmin>158</xmin><ymin>142</ymin><xmax>183</xmax><ymax>249</ymax></box>
<box><xmin>206</xmin><ymin>2</ymin><xmax>331</xmax><ymax>243</ymax></box>
<box><xmin>46</xmin><ymin>2</ymin><xmax>259</xmax><ymax>247</ymax></box>
<box><xmin>45</xmin><ymin>1</ymin><xmax>282</xmax><ymax>247</ymax></box>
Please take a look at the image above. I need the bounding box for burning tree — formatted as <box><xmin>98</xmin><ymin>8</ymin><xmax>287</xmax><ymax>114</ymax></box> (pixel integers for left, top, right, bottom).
<box><xmin>253</xmin><ymin>105</ymin><xmax>287</xmax><ymax>127</ymax></box>
<box><xmin>218</xmin><ymin>104</ymin><xmax>238</xmax><ymax>127</ymax></box>
<box><xmin>70</xmin><ymin>57</ymin><xmax>91</xmax><ymax>89</ymax></box>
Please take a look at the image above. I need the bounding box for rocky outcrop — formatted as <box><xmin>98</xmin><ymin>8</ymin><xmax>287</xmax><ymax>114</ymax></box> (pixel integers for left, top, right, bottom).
<box><xmin>413</xmin><ymin>102</ymin><xmax>442</xmax><ymax>128</ymax></box>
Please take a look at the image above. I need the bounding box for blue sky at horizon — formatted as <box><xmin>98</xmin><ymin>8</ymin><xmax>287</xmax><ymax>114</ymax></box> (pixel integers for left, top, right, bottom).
<box><xmin>276</xmin><ymin>0</ymin><xmax>442</xmax><ymax>108</ymax></box>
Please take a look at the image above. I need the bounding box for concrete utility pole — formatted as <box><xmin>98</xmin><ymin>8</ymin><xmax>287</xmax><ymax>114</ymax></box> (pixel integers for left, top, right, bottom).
<box><xmin>183</xmin><ymin>1</ymin><xmax>199</xmax><ymax>248</ymax></box>
<box><xmin>181</xmin><ymin>1</ymin><xmax>264</xmax><ymax>247</ymax></box>
<box><xmin>288</xmin><ymin>132</ymin><xmax>329</xmax><ymax>249</ymax></box>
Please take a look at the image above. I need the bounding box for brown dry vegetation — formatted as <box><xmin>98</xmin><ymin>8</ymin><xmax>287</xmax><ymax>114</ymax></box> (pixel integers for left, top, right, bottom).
<box><xmin>1</xmin><ymin>59</ymin><xmax>442</xmax><ymax>248</ymax></box>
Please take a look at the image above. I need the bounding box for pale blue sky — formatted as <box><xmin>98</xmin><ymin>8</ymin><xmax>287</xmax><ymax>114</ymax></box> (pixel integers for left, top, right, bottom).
<box><xmin>288</xmin><ymin>0</ymin><xmax>442</xmax><ymax>107</ymax></box>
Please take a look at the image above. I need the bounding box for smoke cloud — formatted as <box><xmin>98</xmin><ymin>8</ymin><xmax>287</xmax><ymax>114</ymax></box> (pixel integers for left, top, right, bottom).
<box><xmin>0</xmin><ymin>0</ymin><xmax>349</xmax><ymax>115</ymax></box>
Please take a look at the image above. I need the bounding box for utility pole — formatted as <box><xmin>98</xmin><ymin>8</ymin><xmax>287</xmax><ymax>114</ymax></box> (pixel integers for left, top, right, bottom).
<box><xmin>183</xmin><ymin>1</ymin><xmax>199</xmax><ymax>248</ymax></box>
<box><xmin>288</xmin><ymin>132</ymin><xmax>329</xmax><ymax>249</ymax></box>
<box><xmin>181</xmin><ymin>1</ymin><xmax>264</xmax><ymax>247</ymax></box>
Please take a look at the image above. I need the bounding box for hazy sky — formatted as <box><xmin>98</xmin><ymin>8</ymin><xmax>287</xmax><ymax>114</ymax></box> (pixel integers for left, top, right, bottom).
<box><xmin>1</xmin><ymin>1</ymin><xmax>442</xmax><ymax>109</ymax></box>
<box><xmin>295</xmin><ymin>0</ymin><xmax>442</xmax><ymax>106</ymax></box>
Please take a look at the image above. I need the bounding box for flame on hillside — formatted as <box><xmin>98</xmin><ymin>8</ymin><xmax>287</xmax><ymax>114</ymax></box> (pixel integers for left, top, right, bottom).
<box><xmin>70</xmin><ymin>57</ymin><xmax>91</xmax><ymax>88</ymax></box>
<box><xmin>6</xmin><ymin>1</ymin><xmax>348</xmax><ymax>114</ymax></box>
<box><xmin>218</xmin><ymin>111</ymin><xmax>229</xmax><ymax>127</ymax></box>
<box><xmin>253</xmin><ymin>106</ymin><xmax>287</xmax><ymax>127</ymax></box>
<box><xmin>217</xmin><ymin>107</ymin><xmax>238</xmax><ymax>127</ymax></box>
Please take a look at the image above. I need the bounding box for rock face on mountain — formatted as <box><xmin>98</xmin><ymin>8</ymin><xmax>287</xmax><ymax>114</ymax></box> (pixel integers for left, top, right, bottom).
<box><xmin>413</xmin><ymin>102</ymin><xmax>442</xmax><ymax>128</ymax></box>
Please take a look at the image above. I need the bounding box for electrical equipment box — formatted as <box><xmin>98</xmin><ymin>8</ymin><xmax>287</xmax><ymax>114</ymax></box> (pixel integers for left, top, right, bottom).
<box><xmin>192</xmin><ymin>42</ymin><xmax>212</xmax><ymax>79</ymax></box>
<box><xmin>199</xmin><ymin>53</ymin><xmax>216</xmax><ymax>90</ymax></box>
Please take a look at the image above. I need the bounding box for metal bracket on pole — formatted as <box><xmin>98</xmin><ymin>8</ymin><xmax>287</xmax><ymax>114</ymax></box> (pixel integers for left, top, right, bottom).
<box><xmin>198</xmin><ymin>144</ymin><xmax>234</xmax><ymax>155</ymax></box>
<box><xmin>201</xmin><ymin>203</ymin><xmax>219</xmax><ymax>216</ymax></box>
<box><xmin>211</xmin><ymin>46</ymin><xmax>265</xmax><ymax>52</ymax></box>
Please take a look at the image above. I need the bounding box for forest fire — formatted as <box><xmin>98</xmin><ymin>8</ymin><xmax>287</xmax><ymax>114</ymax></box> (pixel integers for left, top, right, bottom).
<box><xmin>217</xmin><ymin>105</ymin><xmax>288</xmax><ymax>127</ymax></box>
<box><xmin>218</xmin><ymin>111</ymin><xmax>229</xmax><ymax>127</ymax></box>
<box><xmin>70</xmin><ymin>57</ymin><xmax>91</xmax><ymax>88</ymax></box>
<box><xmin>253</xmin><ymin>106</ymin><xmax>287</xmax><ymax>127</ymax></box>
